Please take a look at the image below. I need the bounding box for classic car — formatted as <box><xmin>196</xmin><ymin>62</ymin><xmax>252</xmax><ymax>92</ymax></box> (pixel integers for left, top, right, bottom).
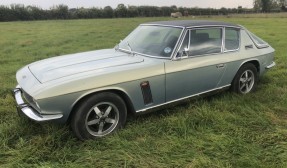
<box><xmin>13</xmin><ymin>20</ymin><xmax>275</xmax><ymax>140</ymax></box>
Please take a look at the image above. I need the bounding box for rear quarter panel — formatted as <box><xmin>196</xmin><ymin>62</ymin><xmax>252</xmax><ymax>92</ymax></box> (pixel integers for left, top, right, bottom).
<box><xmin>217</xmin><ymin>29</ymin><xmax>275</xmax><ymax>86</ymax></box>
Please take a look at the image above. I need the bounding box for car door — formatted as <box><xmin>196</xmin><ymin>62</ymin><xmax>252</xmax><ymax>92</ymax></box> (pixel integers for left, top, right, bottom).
<box><xmin>165</xmin><ymin>27</ymin><xmax>227</xmax><ymax>101</ymax></box>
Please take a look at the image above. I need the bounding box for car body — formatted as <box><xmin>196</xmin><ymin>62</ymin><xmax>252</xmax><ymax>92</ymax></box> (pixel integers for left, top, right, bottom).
<box><xmin>13</xmin><ymin>20</ymin><xmax>275</xmax><ymax>139</ymax></box>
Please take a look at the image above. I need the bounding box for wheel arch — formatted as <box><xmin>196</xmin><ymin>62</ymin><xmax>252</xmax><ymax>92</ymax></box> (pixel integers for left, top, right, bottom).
<box><xmin>230</xmin><ymin>59</ymin><xmax>260</xmax><ymax>86</ymax></box>
<box><xmin>239</xmin><ymin>59</ymin><xmax>260</xmax><ymax>73</ymax></box>
<box><xmin>230</xmin><ymin>58</ymin><xmax>260</xmax><ymax>93</ymax></box>
<box><xmin>67</xmin><ymin>88</ymin><xmax>136</xmax><ymax>123</ymax></box>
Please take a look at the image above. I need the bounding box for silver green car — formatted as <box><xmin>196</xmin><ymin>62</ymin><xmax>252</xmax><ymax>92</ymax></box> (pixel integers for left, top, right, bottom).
<box><xmin>13</xmin><ymin>20</ymin><xmax>275</xmax><ymax>140</ymax></box>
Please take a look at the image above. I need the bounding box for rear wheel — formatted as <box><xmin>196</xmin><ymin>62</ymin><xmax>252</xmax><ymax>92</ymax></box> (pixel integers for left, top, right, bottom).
<box><xmin>71</xmin><ymin>92</ymin><xmax>127</xmax><ymax>140</ymax></box>
<box><xmin>231</xmin><ymin>63</ymin><xmax>258</xmax><ymax>94</ymax></box>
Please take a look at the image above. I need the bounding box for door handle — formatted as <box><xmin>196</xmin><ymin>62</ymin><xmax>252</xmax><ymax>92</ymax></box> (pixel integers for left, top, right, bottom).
<box><xmin>245</xmin><ymin>44</ymin><xmax>253</xmax><ymax>49</ymax></box>
<box><xmin>216</xmin><ymin>64</ymin><xmax>225</xmax><ymax>68</ymax></box>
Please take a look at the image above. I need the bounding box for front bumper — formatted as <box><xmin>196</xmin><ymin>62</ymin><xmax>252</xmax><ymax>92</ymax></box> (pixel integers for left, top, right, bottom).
<box><xmin>266</xmin><ymin>61</ymin><xmax>276</xmax><ymax>69</ymax></box>
<box><xmin>12</xmin><ymin>85</ymin><xmax>63</xmax><ymax>122</ymax></box>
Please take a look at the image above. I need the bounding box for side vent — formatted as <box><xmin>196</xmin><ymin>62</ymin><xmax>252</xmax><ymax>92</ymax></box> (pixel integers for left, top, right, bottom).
<box><xmin>140</xmin><ymin>81</ymin><xmax>153</xmax><ymax>105</ymax></box>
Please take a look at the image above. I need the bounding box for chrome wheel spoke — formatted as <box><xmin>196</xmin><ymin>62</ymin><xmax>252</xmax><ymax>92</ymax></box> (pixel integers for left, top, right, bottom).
<box><xmin>244</xmin><ymin>71</ymin><xmax>248</xmax><ymax>78</ymax></box>
<box><xmin>247</xmin><ymin>77</ymin><xmax>252</xmax><ymax>82</ymax></box>
<box><xmin>103</xmin><ymin>106</ymin><xmax>112</xmax><ymax>117</ymax></box>
<box><xmin>98</xmin><ymin>122</ymin><xmax>104</xmax><ymax>134</ymax></box>
<box><xmin>94</xmin><ymin>106</ymin><xmax>102</xmax><ymax>117</ymax></box>
<box><xmin>240</xmin><ymin>83</ymin><xmax>246</xmax><ymax>90</ymax></box>
<box><xmin>240</xmin><ymin>78</ymin><xmax>245</xmax><ymax>82</ymax></box>
<box><xmin>87</xmin><ymin>119</ymin><xmax>100</xmax><ymax>125</ymax></box>
<box><xmin>85</xmin><ymin>102</ymin><xmax>120</xmax><ymax>136</ymax></box>
<box><xmin>105</xmin><ymin>118</ymin><xmax>116</xmax><ymax>124</ymax></box>
<box><xmin>245</xmin><ymin>83</ymin><xmax>250</xmax><ymax>91</ymax></box>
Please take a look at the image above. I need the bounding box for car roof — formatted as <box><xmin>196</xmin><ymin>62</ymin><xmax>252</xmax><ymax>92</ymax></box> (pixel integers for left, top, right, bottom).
<box><xmin>142</xmin><ymin>20</ymin><xmax>241</xmax><ymax>28</ymax></box>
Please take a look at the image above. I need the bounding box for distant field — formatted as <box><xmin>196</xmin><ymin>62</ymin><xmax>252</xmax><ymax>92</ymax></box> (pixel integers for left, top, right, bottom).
<box><xmin>0</xmin><ymin>16</ymin><xmax>286</xmax><ymax>167</ymax></box>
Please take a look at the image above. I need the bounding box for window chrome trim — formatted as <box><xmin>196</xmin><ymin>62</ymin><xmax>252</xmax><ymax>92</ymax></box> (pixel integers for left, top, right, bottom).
<box><xmin>171</xmin><ymin>28</ymin><xmax>188</xmax><ymax>59</ymax></box>
<box><xmin>170</xmin><ymin>28</ymin><xmax>185</xmax><ymax>59</ymax></box>
<box><xmin>245</xmin><ymin>29</ymin><xmax>269</xmax><ymax>49</ymax></box>
<box><xmin>136</xmin><ymin>84</ymin><xmax>231</xmax><ymax>113</ymax></box>
<box><xmin>175</xmin><ymin>29</ymin><xmax>190</xmax><ymax>57</ymax></box>
<box><xmin>140</xmin><ymin>23</ymin><xmax>185</xmax><ymax>29</ymax></box>
<box><xmin>223</xmin><ymin>27</ymin><xmax>241</xmax><ymax>53</ymax></box>
<box><xmin>173</xmin><ymin>26</ymin><xmax>224</xmax><ymax>59</ymax></box>
<box><xmin>221</xmin><ymin>27</ymin><xmax>225</xmax><ymax>53</ymax></box>
<box><xmin>118</xmin><ymin>26</ymin><xmax>185</xmax><ymax>60</ymax></box>
<box><xmin>177</xmin><ymin>51</ymin><xmax>224</xmax><ymax>59</ymax></box>
<box><xmin>240</xmin><ymin>26</ymin><xmax>268</xmax><ymax>49</ymax></box>
<box><xmin>186</xmin><ymin>25</ymin><xmax>241</xmax><ymax>29</ymax></box>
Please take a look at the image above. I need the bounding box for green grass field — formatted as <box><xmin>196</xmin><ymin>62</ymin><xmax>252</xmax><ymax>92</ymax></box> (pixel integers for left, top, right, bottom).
<box><xmin>0</xmin><ymin>16</ymin><xmax>286</xmax><ymax>167</ymax></box>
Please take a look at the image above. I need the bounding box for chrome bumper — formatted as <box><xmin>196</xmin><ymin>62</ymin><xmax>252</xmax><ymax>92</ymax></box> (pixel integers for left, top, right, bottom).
<box><xmin>266</xmin><ymin>61</ymin><xmax>276</xmax><ymax>69</ymax></box>
<box><xmin>12</xmin><ymin>86</ymin><xmax>63</xmax><ymax>122</ymax></box>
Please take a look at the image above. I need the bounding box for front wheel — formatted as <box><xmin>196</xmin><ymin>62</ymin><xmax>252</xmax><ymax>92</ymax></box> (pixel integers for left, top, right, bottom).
<box><xmin>71</xmin><ymin>92</ymin><xmax>127</xmax><ymax>140</ymax></box>
<box><xmin>231</xmin><ymin>63</ymin><xmax>258</xmax><ymax>94</ymax></box>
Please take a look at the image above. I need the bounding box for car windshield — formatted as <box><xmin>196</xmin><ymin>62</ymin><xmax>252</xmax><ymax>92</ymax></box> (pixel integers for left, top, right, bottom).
<box><xmin>118</xmin><ymin>25</ymin><xmax>183</xmax><ymax>58</ymax></box>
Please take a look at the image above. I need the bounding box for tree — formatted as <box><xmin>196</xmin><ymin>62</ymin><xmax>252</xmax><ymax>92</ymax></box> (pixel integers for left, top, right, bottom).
<box><xmin>10</xmin><ymin>4</ymin><xmax>31</xmax><ymax>20</ymax></box>
<box><xmin>170</xmin><ymin>5</ymin><xmax>177</xmax><ymax>12</ymax></box>
<box><xmin>261</xmin><ymin>0</ymin><xmax>271</xmax><ymax>12</ymax></box>
<box><xmin>254</xmin><ymin>0</ymin><xmax>262</xmax><ymax>12</ymax></box>
<box><xmin>103</xmin><ymin>6</ymin><xmax>113</xmax><ymax>18</ymax></box>
<box><xmin>279</xmin><ymin>0</ymin><xmax>287</xmax><ymax>10</ymax></box>
<box><xmin>51</xmin><ymin>4</ymin><xmax>69</xmax><ymax>19</ymax></box>
<box><xmin>89</xmin><ymin>8</ymin><xmax>102</xmax><ymax>18</ymax></box>
<box><xmin>220</xmin><ymin>7</ymin><xmax>228</xmax><ymax>15</ymax></box>
<box><xmin>127</xmin><ymin>6</ymin><xmax>138</xmax><ymax>17</ymax></box>
<box><xmin>253</xmin><ymin>0</ymin><xmax>282</xmax><ymax>12</ymax></box>
<box><xmin>115</xmin><ymin>4</ymin><xmax>127</xmax><ymax>17</ymax></box>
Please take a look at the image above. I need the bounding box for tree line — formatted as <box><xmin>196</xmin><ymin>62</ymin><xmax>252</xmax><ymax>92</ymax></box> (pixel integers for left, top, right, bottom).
<box><xmin>0</xmin><ymin>1</ymin><xmax>286</xmax><ymax>22</ymax></box>
<box><xmin>254</xmin><ymin>0</ymin><xmax>287</xmax><ymax>12</ymax></box>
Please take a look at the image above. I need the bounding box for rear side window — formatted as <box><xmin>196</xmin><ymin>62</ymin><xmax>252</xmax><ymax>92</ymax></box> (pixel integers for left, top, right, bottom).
<box><xmin>189</xmin><ymin>28</ymin><xmax>222</xmax><ymax>56</ymax></box>
<box><xmin>225</xmin><ymin>28</ymin><xmax>240</xmax><ymax>51</ymax></box>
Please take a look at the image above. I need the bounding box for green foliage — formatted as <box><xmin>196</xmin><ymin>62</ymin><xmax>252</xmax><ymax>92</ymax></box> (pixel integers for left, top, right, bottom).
<box><xmin>254</xmin><ymin>0</ymin><xmax>286</xmax><ymax>12</ymax></box>
<box><xmin>0</xmin><ymin>4</ymin><xmax>259</xmax><ymax>22</ymax></box>
<box><xmin>262</xmin><ymin>0</ymin><xmax>272</xmax><ymax>12</ymax></box>
<box><xmin>0</xmin><ymin>16</ymin><xmax>286</xmax><ymax>167</ymax></box>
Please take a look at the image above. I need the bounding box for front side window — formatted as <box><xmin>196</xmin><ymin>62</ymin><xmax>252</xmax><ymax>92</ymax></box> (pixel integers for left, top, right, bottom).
<box><xmin>179</xmin><ymin>28</ymin><xmax>223</xmax><ymax>57</ymax></box>
<box><xmin>119</xmin><ymin>25</ymin><xmax>183</xmax><ymax>58</ymax></box>
<box><xmin>225</xmin><ymin>28</ymin><xmax>240</xmax><ymax>51</ymax></box>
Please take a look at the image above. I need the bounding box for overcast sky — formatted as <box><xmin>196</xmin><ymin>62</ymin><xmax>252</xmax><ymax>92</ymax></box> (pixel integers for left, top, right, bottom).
<box><xmin>2</xmin><ymin>0</ymin><xmax>253</xmax><ymax>9</ymax></box>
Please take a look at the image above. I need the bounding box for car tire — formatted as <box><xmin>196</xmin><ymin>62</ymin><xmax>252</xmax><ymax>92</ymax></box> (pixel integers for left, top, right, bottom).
<box><xmin>231</xmin><ymin>63</ymin><xmax>258</xmax><ymax>94</ymax></box>
<box><xmin>71</xmin><ymin>92</ymin><xmax>127</xmax><ymax>140</ymax></box>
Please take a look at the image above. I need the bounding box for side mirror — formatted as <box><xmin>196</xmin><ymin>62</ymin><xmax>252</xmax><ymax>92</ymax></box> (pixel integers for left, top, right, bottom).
<box><xmin>183</xmin><ymin>47</ymin><xmax>189</xmax><ymax>55</ymax></box>
<box><xmin>114</xmin><ymin>44</ymin><xmax>119</xmax><ymax>51</ymax></box>
<box><xmin>115</xmin><ymin>39</ymin><xmax>123</xmax><ymax>51</ymax></box>
<box><xmin>175</xmin><ymin>48</ymin><xmax>188</xmax><ymax>60</ymax></box>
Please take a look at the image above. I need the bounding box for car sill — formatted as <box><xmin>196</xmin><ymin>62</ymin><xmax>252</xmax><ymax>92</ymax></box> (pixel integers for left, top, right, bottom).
<box><xmin>136</xmin><ymin>84</ymin><xmax>231</xmax><ymax>113</ymax></box>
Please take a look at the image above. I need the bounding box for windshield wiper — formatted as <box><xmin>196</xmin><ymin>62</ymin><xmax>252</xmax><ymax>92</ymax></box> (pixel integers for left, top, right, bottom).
<box><xmin>116</xmin><ymin>40</ymin><xmax>135</xmax><ymax>56</ymax></box>
<box><xmin>126</xmin><ymin>41</ymin><xmax>135</xmax><ymax>56</ymax></box>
